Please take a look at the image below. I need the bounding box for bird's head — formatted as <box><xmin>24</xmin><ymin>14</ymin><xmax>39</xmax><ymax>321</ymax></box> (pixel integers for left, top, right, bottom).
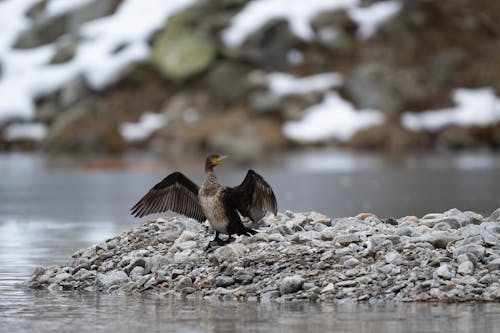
<box><xmin>205</xmin><ymin>153</ymin><xmax>227</xmax><ymax>172</ymax></box>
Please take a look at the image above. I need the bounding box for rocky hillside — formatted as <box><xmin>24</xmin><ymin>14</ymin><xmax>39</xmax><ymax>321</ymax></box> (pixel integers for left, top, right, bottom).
<box><xmin>1</xmin><ymin>0</ymin><xmax>500</xmax><ymax>155</ymax></box>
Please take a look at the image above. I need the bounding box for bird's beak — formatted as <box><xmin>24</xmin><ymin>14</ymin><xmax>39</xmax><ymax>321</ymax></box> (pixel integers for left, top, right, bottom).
<box><xmin>216</xmin><ymin>155</ymin><xmax>228</xmax><ymax>164</ymax></box>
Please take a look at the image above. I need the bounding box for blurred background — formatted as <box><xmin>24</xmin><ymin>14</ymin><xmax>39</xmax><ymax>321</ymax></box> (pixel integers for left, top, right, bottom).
<box><xmin>0</xmin><ymin>0</ymin><xmax>499</xmax><ymax>155</ymax></box>
<box><xmin>1</xmin><ymin>1</ymin><xmax>500</xmax><ymax>331</ymax></box>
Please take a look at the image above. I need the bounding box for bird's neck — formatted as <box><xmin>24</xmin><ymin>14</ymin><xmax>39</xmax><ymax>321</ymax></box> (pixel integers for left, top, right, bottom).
<box><xmin>204</xmin><ymin>170</ymin><xmax>217</xmax><ymax>183</ymax></box>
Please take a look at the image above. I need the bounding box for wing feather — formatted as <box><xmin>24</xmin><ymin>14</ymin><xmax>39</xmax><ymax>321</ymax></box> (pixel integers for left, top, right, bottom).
<box><xmin>130</xmin><ymin>171</ymin><xmax>206</xmax><ymax>222</ymax></box>
<box><xmin>227</xmin><ymin>169</ymin><xmax>277</xmax><ymax>222</ymax></box>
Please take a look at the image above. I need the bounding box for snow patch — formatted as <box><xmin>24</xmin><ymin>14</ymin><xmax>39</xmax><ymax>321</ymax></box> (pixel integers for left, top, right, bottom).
<box><xmin>402</xmin><ymin>88</ymin><xmax>500</xmax><ymax>132</ymax></box>
<box><xmin>348</xmin><ymin>1</ymin><xmax>401</xmax><ymax>38</ymax></box>
<box><xmin>120</xmin><ymin>113</ymin><xmax>167</xmax><ymax>142</ymax></box>
<box><xmin>45</xmin><ymin>0</ymin><xmax>95</xmax><ymax>17</ymax></box>
<box><xmin>221</xmin><ymin>0</ymin><xmax>400</xmax><ymax>47</ymax></box>
<box><xmin>0</xmin><ymin>0</ymin><xmax>196</xmax><ymax>121</ymax></box>
<box><xmin>268</xmin><ymin>72</ymin><xmax>343</xmax><ymax>96</ymax></box>
<box><xmin>4</xmin><ymin>122</ymin><xmax>47</xmax><ymax>141</ymax></box>
<box><xmin>283</xmin><ymin>92</ymin><xmax>385</xmax><ymax>142</ymax></box>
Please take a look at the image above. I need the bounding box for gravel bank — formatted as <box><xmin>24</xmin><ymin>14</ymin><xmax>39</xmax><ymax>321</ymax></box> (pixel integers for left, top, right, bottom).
<box><xmin>23</xmin><ymin>208</ymin><xmax>500</xmax><ymax>303</ymax></box>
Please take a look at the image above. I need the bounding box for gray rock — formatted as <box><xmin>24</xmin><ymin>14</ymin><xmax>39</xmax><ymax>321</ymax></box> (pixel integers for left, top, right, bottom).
<box><xmin>52</xmin><ymin>273</ymin><xmax>73</xmax><ymax>284</ymax></box>
<box><xmin>385</xmin><ymin>251</ymin><xmax>402</xmax><ymax>265</ymax></box>
<box><xmin>175</xmin><ymin>276</ymin><xmax>192</xmax><ymax>290</ymax></box>
<box><xmin>435</xmin><ymin>264</ymin><xmax>454</xmax><ymax>280</ymax></box>
<box><xmin>457</xmin><ymin>261</ymin><xmax>474</xmax><ymax>275</ymax></box>
<box><xmin>343</xmin><ymin>258</ymin><xmax>360</xmax><ymax>269</ymax></box>
<box><xmin>395</xmin><ymin>227</ymin><xmax>413</xmax><ymax>237</ymax></box>
<box><xmin>176</xmin><ymin>240</ymin><xmax>198</xmax><ymax>251</ymax></box>
<box><xmin>213</xmin><ymin>243</ymin><xmax>248</xmax><ymax>263</ymax></box>
<box><xmin>279</xmin><ymin>275</ymin><xmax>304</xmax><ymax>295</ymax></box>
<box><xmin>130</xmin><ymin>266</ymin><xmax>146</xmax><ymax>281</ymax></box>
<box><xmin>487</xmin><ymin>258</ymin><xmax>500</xmax><ymax>272</ymax></box>
<box><xmin>96</xmin><ymin>271</ymin><xmax>129</xmax><ymax>289</ymax></box>
<box><xmin>213</xmin><ymin>276</ymin><xmax>235</xmax><ymax>287</ymax></box>
<box><xmin>452</xmin><ymin>244</ymin><xmax>485</xmax><ymax>261</ymax></box>
<box><xmin>345</xmin><ymin>62</ymin><xmax>428</xmax><ymax>112</ymax></box>
<box><xmin>487</xmin><ymin>208</ymin><xmax>500</xmax><ymax>221</ymax></box>
<box><xmin>334</xmin><ymin>234</ymin><xmax>361</xmax><ymax>246</ymax></box>
<box><xmin>320</xmin><ymin>227</ymin><xmax>336</xmax><ymax>240</ymax></box>
<box><xmin>151</xmin><ymin>15</ymin><xmax>215</xmax><ymax>81</ymax></box>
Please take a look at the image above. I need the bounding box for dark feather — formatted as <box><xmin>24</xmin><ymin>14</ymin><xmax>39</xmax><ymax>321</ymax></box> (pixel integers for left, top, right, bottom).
<box><xmin>222</xmin><ymin>190</ymin><xmax>257</xmax><ymax>236</ymax></box>
<box><xmin>130</xmin><ymin>171</ymin><xmax>206</xmax><ymax>222</ymax></box>
<box><xmin>226</xmin><ymin>169</ymin><xmax>277</xmax><ymax>222</ymax></box>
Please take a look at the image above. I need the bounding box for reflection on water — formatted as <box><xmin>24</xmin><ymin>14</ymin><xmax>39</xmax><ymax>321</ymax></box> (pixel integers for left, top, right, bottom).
<box><xmin>1</xmin><ymin>151</ymin><xmax>500</xmax><ymax>332</ymax></box>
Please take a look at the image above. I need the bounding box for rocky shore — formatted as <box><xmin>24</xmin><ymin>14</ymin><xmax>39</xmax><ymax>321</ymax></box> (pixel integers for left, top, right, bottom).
<box><xmin>24</xmin><ymin>208</ymin><xmax>500</xmax><ymax>303</ymax></box>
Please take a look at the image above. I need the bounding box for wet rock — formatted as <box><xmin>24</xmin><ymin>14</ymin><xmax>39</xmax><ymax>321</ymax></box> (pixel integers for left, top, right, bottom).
<box><xmin>279</xmin><ymin>275</ymin><xmax>304</xmax><ymax>295</ymax></box>
<box><xmin>96</xmin><ymin>271</ymin><xmax>129</xmax><ymax>289</ymax></box>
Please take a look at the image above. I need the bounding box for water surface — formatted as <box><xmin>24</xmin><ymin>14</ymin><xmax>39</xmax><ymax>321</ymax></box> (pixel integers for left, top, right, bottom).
<box><xmin>1</xmin><ymin>150</ymin><xmax>500</xmax><ymax>332</ymax></box>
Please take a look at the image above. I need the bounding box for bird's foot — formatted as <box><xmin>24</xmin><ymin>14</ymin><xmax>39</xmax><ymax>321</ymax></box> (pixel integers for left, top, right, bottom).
<box><xmin>207</xmin><ymin>235</ymin><xmax>232</xmax><ymax>249</ymax></box>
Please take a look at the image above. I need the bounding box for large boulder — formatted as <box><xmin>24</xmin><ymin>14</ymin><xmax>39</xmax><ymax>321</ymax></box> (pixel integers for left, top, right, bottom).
<box><xmin>151</xmin><ymin>15</ymin><xmax>216</xmax><ymax>81</ymax></box>
<box><xmin>239</xmin><ymin>19</ymin><xmax>296</xmax><ymax>71</ymax></box>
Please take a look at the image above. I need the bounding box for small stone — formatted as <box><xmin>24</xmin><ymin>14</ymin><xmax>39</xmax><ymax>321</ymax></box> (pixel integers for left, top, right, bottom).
<box><xmin>334</xmin><ymin>234</ymin><xmax>361</xmax><ymax>246</ymax></box>
<box><xmin>356</xmin><ymin>212</ymin><xmax>377</xmax><ymax>221</ymax></box>
<box><xmin>452</xmin><ymin>244</ymin><xmax>485</xmax><ymax>261</ymax></box>
<box><xmin>130</xmin><ymin>266</ymin><xmax>146</xmax><ymax>281</ymax></box>
<box><xmin>279</xmin><ymin>275</ymin><xmax>304</xmax><ymax>295</ymax></box>
<box><xmin>176</xmin><ymin>240</ymin><xmax>198</xmax><ymax>251</ymax></box>
<box><xmin>385</xmin><ymin>251</ymin><xmax>402</xmax><ymax>265</ymax></box>
<box><xmin>343</xmin><ymin>258</ymin><xmax>360</xmax><ymax>269</ymax></box>
<box><xmin>321</xmin><ymin>283</ymin><xmax>334</xmax><ymax>293</ymax></box>
<box><xmin>96</xmin><ymin>271</ymin><xmax>129</xmax><ymax>289</ymax></box>
<box><xmin>395</xmin><ymin>227</ymin><xmax>413</xmax><ymax>237</ymax></box>
<box><xmin>487</xmin><ymin>258</ymin><xmax>500</xmax><ymax>272</ymax></box>
<box><xmin>457</xmin><ymin>261</ymin><xmax>474</xmax><ymax>275</ymax></box>
<box><xmin>435</xmin><ymin>264</ymin><xmax>453</xmax><ymax>280</ymax></box>
<box><xmin>52</xmin><ymin>273</ymin><xmax>72</xmax><ymax>284</ymax></box>
<box><xmin>175</xmin><ymin>276</ymin><xmax>192</xmax><ymax>290</ymax></box>
<box><xmin>213</xmin><ymin>276</ymin><xmax>235</xmax><ymax>287</ymax></box>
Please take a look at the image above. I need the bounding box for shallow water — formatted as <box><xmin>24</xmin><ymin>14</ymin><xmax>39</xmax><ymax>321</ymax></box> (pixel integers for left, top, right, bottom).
<box><xmin>1</xmin><ymin>150</ymin><xmax>500</xmax><ymax>332</ymax></box>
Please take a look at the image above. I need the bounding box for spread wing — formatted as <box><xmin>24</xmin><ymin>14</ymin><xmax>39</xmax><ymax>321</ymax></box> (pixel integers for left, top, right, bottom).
<box><xmin>226</xmin><ymin>169</ymin><xmax>277</xmax><ymax>222</ymax></box>
<box><xmin>130</xmin><ymin>171</ymin><xmax>206</xmax><ymax>222</ymax></box>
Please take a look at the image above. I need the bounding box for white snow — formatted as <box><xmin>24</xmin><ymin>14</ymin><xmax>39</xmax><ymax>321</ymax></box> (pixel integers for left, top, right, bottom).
<box><xmin>268</xmin><ymin>72</ymin><xmax>343</xmax><ymax>96</ymax></box>
<box><xmin>348</xmin><ymin>1</ymin><xmax>401</xmax><ymax>38</ymax></box>
<box><xmin>4</xmin><ymin>122</ymin><xmax>47</xmax><ymax>141</ymax></box>
<box><xmin>120</xmin><ymin>112</ymin><xmax>167</xmax><ymax>142</ymax></box>
<box><xmin>402</xmin><ymin>88</ymin><xmax>500</xmax><ymax>132</ymax></box>
<box><xmin>0</xmin><ymin>0</ymin><xmax>196</xmax><ymax>122</ymax></box>
<box><xmin>221</xmin><ymin>0</ymin><xmax>401</xmax><ymax>47</ymax></box>
<box><xmin>283</xmin><ymin>92</ymin><xmax>385</xmax><ymax>142</ymax></box>
<box><xmin>45</xmin><ymin>0</ymin><xmax>94</xmax><ymax>17</ymax></box>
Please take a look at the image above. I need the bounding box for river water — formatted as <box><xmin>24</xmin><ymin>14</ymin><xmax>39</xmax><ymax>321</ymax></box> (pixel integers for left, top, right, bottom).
<box><xmin>1</xmin><ymin>150</ymin><xmax>500</xmax><ymax>332</ymax></box>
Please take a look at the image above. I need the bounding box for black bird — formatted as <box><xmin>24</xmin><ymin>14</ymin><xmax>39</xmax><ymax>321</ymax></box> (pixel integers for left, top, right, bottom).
<box><xmin>131</xmin><ymin>154</ymin><xmax>278</xmax><ymax>245</ymax></box>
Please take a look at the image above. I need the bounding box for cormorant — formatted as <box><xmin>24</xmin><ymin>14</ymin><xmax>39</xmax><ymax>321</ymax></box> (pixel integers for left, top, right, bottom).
<box><xmin>130</xmin><ymin>154</ymin><xmax>277</xmax><ymax>245</ymax></box>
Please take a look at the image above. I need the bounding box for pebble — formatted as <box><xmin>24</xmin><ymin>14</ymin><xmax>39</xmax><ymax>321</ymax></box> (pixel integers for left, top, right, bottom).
<box><xmin>279</xmin><ymin>275</ymin><xmax>304</xmax><ymax>295</ymax></box>
<box><xmin>23</xmin><ymin>208</ymin><xmax>500</xmax><ymax>303</ymax></box>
